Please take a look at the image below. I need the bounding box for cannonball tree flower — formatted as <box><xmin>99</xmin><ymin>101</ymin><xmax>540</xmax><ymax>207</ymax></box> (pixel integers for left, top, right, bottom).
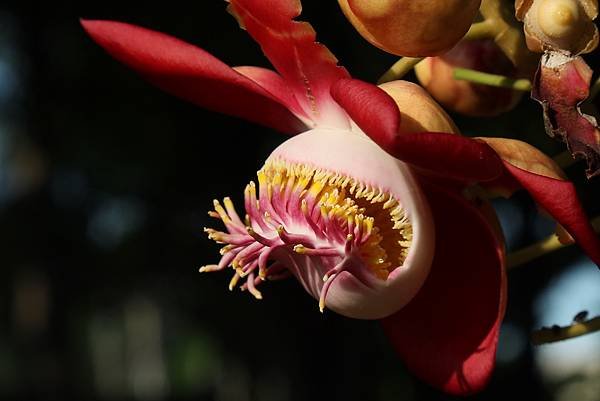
<box><xmin>81</xmin><ymin>0</ymin><xmax>600</xmax><ymax>395</ymax></box>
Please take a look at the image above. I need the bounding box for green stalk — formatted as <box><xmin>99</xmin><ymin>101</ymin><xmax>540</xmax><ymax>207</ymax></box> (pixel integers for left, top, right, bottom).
<box><xmin>377</xmin><ymin>57</ymin><xmax>424</xmax><ymax>84</ymax></box>
<box><xmin>463</xmin><ymin>20</ymin><xmax>497</xmax><ymax>41</ymax></box>
<box><xmin>453</xmin><ymin>67</ymin><xmax>532</xmax><ymax>91</ymax></box>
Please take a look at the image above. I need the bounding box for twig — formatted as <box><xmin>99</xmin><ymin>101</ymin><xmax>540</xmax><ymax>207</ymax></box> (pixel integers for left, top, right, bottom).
<box><xmin>532</xmin><ymin>316</ymin><xmax>600</xmax><ymax>345</ymax></box>
<box><xmin>377</xmin><ymin>57</ymin><xmax>423</xmax><ymax>84</ymax></box>
<box><xmin>463</xmin><ymin>20</ymin><xmax>497</xmax><ymax>41</ymax></box>
<box><xmin>507</xmin><ymin>216</ymin><xmax>600</xmax><ymax>269</ymax></box>
<box><xmin>453</xmin><ymin>67</ymin><xmax>532</xmax><ymax>91</ymax></box>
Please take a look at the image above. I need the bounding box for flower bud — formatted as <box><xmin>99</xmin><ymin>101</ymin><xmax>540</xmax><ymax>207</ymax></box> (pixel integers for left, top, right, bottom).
<box><xmin>515</xmin><ymin>0</ymin><xmax>599</xmax><ymax>54</ymax></box>
<box><xmin>338</xmin><ymin>0</ymin><xmax>482</xmax><ymax>56</ymax></box>
<box><xmin>415</xmin><ymin>40</ymin><xmax>524</xmax><ymax>116</ymax></box>
<box><xmin>378</xmin><ymin>80</ymin><xmax>459</xmax><ymax>134</ymax></box>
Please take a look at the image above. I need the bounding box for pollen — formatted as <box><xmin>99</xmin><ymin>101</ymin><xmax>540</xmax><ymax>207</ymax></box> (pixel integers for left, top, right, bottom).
<box><xmin>200</xmin><ymin>158</ymin><xmax>413</xmax><ymax>310</ymax></box>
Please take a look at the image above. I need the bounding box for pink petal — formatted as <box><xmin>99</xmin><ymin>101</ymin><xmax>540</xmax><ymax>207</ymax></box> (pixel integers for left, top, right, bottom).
<box><xmin>503</xmin><ymin>163</ymin><xmax>600</xmax><ymax>266</ymax></box>
<box><xmin>382</xmin><ymin>182</ymin><xmax>506</xmax><ymax>395</ymax></box>
<box><xmin>81</xmin><ymin>19</ymin><xmax>306</xmax><ymax>134</ymax></box>
<box><xmin>330</xmin><ymin>78</ymin><xmax>400</xmax><ymax>143</ymax></box>
<box><xmin>228</xmin><ymin>0</ymin><xmax>351</xmax><ymax>128</ymax></box>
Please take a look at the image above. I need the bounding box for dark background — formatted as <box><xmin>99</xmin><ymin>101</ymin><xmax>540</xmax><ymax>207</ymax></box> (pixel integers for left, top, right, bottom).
<box><xmin>0</xmin><ymin>1</ymin><xmax>599</xmax><ymax>400</ymax></box>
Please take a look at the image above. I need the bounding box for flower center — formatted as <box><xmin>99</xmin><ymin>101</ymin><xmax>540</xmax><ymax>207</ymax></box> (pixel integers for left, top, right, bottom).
<box><xmin>200</xmin><ymin>158</ymin><xmax>413</xmax><ymax>311</ymax></box>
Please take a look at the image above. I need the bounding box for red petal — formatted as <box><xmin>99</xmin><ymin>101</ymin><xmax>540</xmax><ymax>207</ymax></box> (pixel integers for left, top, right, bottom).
<box><xmin>228</xmin><ymin>0</ymin><xmax>351</xmax><ymax>128</ymax></box>
<box><xmin>367</xmin><ymin>131</ymin><xmax>504</xmax><ymax>182</ymax></box>
<box><xmin>81</xmin><ymin>19</ymin><xmax>306</xmax><ymax>134</ymax></box>
<box><xmin>504</xmin><ymin>163</ymin><xmax>600</xmax><ymax>266</ymax></box>
<box><xmin>233</xmin><ymin>66</ymin><xmax>307</xmax><ymax>119</ymax></box>
<box><xmin>382</xmin><ymin>182</ymin><xmax>506</xmax><ymax>395</ymax></box>
<box><xmin>367</xmin><ymin>130</ymin><xmax>599</xmax><ymax>265</ymax></box>
<box><xmin>330</xmin><ymin>79</ymin><xmax>399</xmax><ymax>142</ymax></box>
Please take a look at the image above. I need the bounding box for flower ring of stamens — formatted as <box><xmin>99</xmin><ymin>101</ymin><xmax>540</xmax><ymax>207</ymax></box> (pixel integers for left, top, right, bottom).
<box><xmin>200</xmin><ymin>158</ymin><xmax>413</xmax><ymax>312</ymax></box>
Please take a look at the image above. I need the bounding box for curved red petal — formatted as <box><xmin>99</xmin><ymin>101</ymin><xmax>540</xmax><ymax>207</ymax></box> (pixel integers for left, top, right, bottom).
<box><xmin>367</xmin><ymin>128</ymin><xmax>599</xmax><ymax>266</ymax></box>
<box><xmin>368</xmin><ymin>131</ymin><xmax>504</xmax><ymax>182</ymax></box>
<box><xmin>381</xmin><ymin>182</ymin><xmax>506</xmax><ymax>395</ymax></box>
<box><xmin>81</xmin><ymin>19</ymin><xmax>306</xmax><ymax>134</ymax></box>
<box><xmin>233</xmin><ymin>66</ymin><xmax>308</xmax><ymax>120</ymax></box>
<box><xmin>504</xmin><ymin>163</ymin><xmax>600</xmax><ymax>266</ymax></box>
<box><xmin>228</xmin><ymin>0</ymin><xmax>351</xmax><ymax>128</ymax></box>
<box><xmin>330</xmin><ymin>78</ymin><xmax>400</xmax><ymax>143</ymax></box>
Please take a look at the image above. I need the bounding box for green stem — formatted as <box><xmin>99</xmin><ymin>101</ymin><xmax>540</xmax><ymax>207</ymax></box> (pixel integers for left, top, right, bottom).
<box><xmin>453</xmin><ymin>67</ymin><xmax>532</xmax><ymax>91</ymax></box>
<box><xmin>532</xmin><ymin>316</ymin><xmax>600</xmax><ymax>345</ymax></box>
<box><xmin>463</xmin><ymin>20</ymin><xmax>497</xmax><ymax>41</ymax></box>
<box><xmin>377</xmin><ymin>57</ymin><xmax>424</xmax><ymax>84</ymax></box>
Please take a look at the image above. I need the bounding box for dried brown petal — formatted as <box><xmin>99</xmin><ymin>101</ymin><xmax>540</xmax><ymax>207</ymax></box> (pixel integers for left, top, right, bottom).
<box><xmin>516</xmin><ymin>0</ymin><xmax>533</xmax><ymax>20</ymax></box>
<box><xmin>532</xmin><ymin>51</ymin><xmax>600</xmax><ymax>178</ymax></box>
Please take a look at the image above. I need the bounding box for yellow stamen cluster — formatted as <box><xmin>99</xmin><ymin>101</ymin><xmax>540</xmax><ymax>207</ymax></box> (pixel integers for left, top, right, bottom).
<box><xmin>263</xmin><ymin>159</ymin><xmax>412</xmax><ymax>279</ymax></box>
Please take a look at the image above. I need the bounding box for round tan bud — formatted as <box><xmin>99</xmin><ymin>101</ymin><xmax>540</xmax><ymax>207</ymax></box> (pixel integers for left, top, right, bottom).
<box><xmin>378</xmin><ymin>80</ymin><xmax>459</xmax><ymax>134</ymax></box>
<box><xmin>538</xmin><ymin>0</ymin><xmax>580</xmax><ymax>38</ymax></box>
<box><xmin>415</xmin><ymin>40</ymin><xmax>524</xmax><ymax>117</ymax></box>
<box><xmin>338</xmin><ymin>0</ymin><xmax>482</xmax><ymax>57</ymax></box>
<box><xmin>516</xmin><ymin>0</ymin><xmax>598</xmax><ymax>54</ymax></box>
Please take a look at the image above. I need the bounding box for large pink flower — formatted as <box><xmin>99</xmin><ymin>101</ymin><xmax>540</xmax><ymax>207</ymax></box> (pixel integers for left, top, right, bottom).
<box><xmin>82</xmin><ymin>0</ymin><xmax>600</xmax><ymax>395</ymax></box>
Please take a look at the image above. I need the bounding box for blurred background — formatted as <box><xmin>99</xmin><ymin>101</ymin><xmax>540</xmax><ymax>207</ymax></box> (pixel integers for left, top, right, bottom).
<box><xmin>0</xmin><ymin>1</ymin><xmax>599</xmax><ymax>400</ymax></box>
